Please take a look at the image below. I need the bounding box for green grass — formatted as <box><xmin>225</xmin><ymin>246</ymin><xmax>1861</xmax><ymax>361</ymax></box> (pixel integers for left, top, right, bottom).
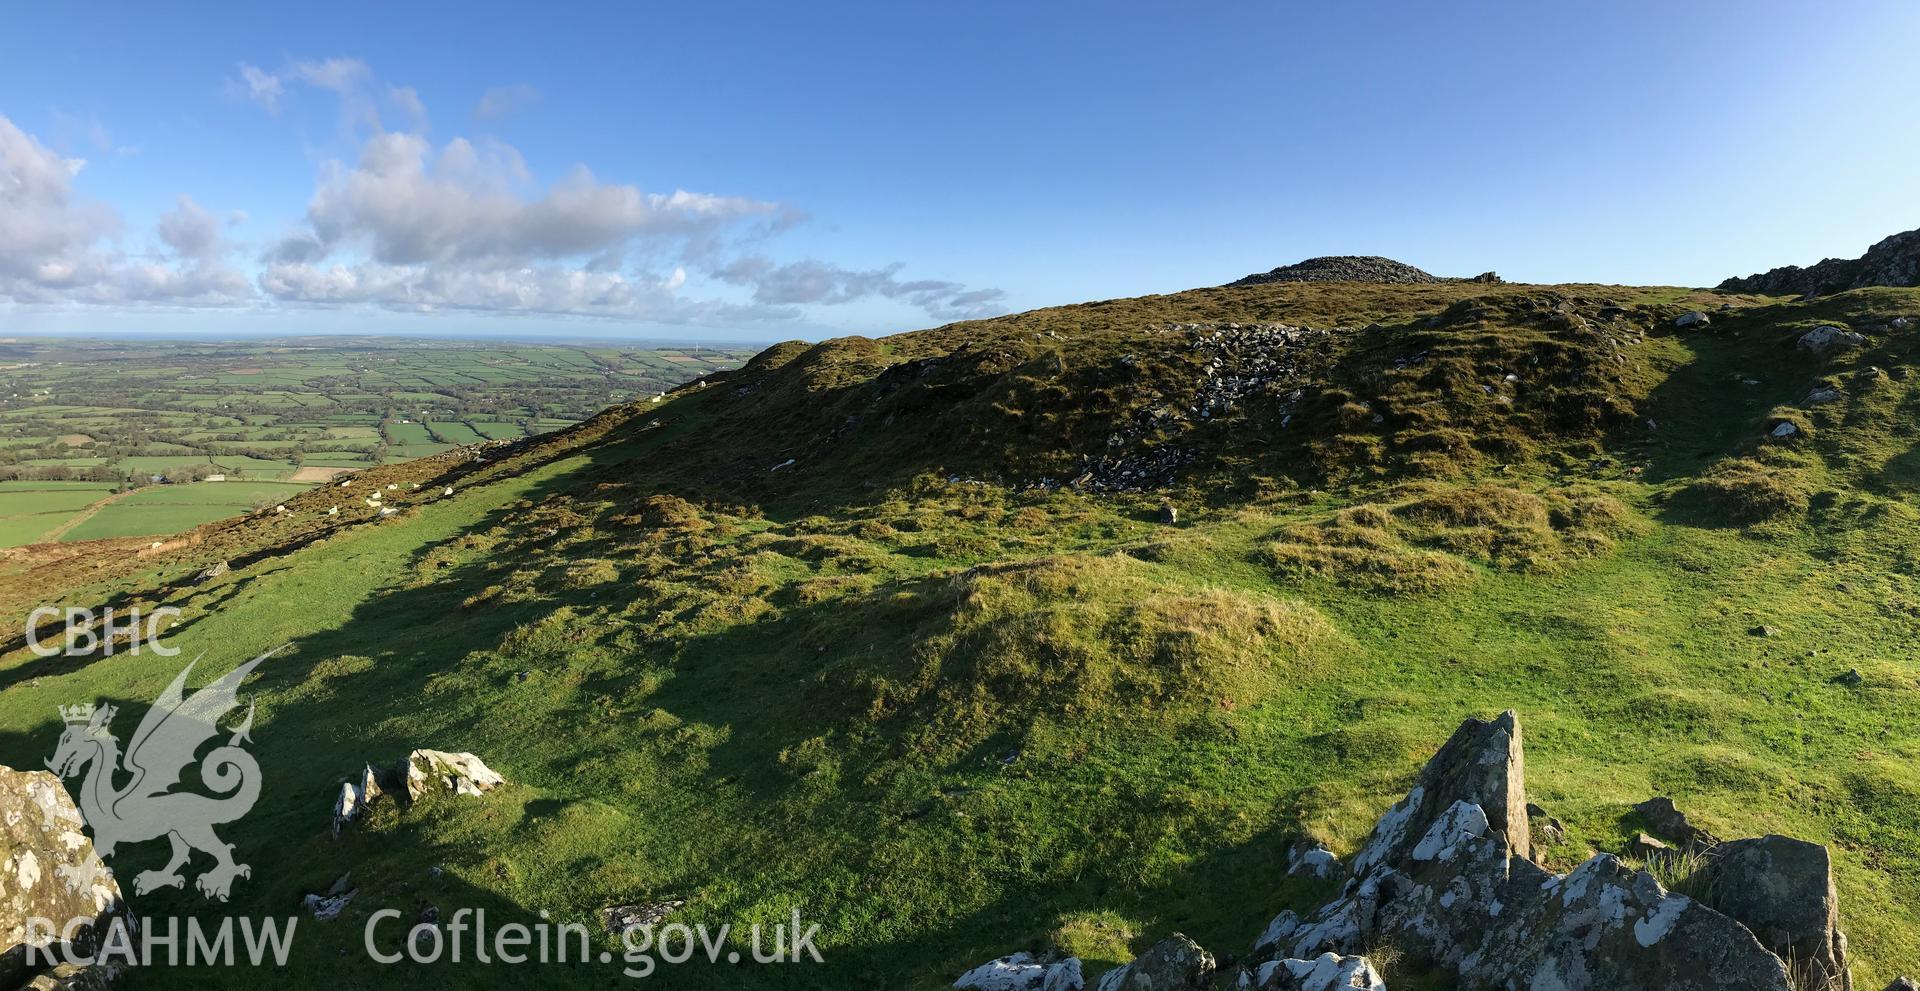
<box><xmin>59</xmin><ymin>481</ymin><xmax>312</xmax><ymax>540</ymax></box>
<box><xmin>0</xmin><ymin>481</ymin><xmax>117</xmax><ymax>547</ymax></box>
<box><xmin>4</xmin><ymin>283</ymin><xmax>1920</xmax><ymax>987</ymax></box>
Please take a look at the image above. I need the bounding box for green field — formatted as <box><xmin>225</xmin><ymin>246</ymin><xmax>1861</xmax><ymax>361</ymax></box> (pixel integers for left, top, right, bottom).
<box><xmin>59</xmin><ymin>480</ymin><xmax>315</xmax><ymax>540</ymax></box>
<box><xmin>0</xmin><ymin>480</ymin><xmax>114</xmax><ymax>545</ymax></box>
<box><xmin>0</xmin><ymin>338</ymin><xmax>754</xmax><ymax>546</ymax></box>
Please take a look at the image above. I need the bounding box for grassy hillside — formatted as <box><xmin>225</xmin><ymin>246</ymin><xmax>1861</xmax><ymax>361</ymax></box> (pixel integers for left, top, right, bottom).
<box><xmin>4</xmin><ymin>279</ymin><xmax>1920</xmax><ymax>987</ymax></box>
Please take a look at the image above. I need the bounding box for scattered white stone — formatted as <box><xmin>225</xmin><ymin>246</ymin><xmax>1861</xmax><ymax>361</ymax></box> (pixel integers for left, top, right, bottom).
<box><xmin>1798</xmin><ymin>325</ymin><xmax>1866</xmax><ymax>353</ymax></box>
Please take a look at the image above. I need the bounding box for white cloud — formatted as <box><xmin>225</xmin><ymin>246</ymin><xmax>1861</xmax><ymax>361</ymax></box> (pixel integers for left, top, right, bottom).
<box><xmin>259</xmin><ymin>259</ymin><xmax>783</xmax><ymax>323</ymax></box>
<box><xmin>287</xmin><ymin>57</ymin><xmax>370</xmax><ymax>95</ymax></box>
<box><xmin>475</xmin><ymin>84</ymin><xmax>540</xmax><ymax>122</ymax></box>
<box><xmin>717</xmin><ymin>255</ymin><xmax>1006</xmax><ymax>320</ymax></box>
<box><xmin>387</xmin><ymin>86</ymin><xmax>428</xmax><ymax>130</ymax></box>
<box><xmin>234</xmin><ymin>63</ymin><xmax>285</xmax><ymax>111</ymax></box>
<box><xmin>0</xmin><ymin>116</ymin><xmax>249</xmax><ymax>306</ymax></box>
<box><xmin>11</xmin><ymin>56</ymin><xmax>1006</xmax><ymax>325</ymax></box>
<box><xmin>289</xmin><ymin>132</ymin><xmax>780</xmax><ymax>266</ymax></box>
<box><xmin>157</xmin><ymin>195</ymin><xmax>222</xmax><ymax>259</ymax></box>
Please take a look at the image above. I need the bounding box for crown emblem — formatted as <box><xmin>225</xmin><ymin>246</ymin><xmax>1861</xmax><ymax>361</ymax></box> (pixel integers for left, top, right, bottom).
<box><xmin>58</xmin><ymin>702</ymin><xmax>109</xmax><ymax>725</ymax></box>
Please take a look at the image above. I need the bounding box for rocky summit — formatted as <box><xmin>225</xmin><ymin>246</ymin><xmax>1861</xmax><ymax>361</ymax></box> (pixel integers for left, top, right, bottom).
<box><xmin>1720</xmin><ymin>227</ymin><xmax>1920</xmax><ymax>297</ymax></box>
<box><xmin>1230</xmin><ymin>256</ymin><xmax>1438</xmax><ymax>286</ymax></box>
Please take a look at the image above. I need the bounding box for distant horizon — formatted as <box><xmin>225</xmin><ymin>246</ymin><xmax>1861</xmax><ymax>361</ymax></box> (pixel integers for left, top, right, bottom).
<box><xmin>0</xmin><ymin>328</ymin><xmax>781</xmax><ymax>347</ymax></box>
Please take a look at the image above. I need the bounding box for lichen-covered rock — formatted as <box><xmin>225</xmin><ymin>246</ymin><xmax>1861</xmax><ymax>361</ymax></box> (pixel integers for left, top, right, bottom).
<box><xmin>1269</xmin><ymin>713</ymin><xmax>1798</xmax><ymax>991</ymax></box>
<box><xmin>1799</xmin><ymin>326</ymin><xmax>1868</xmax><ymax>354</ymax></box>
<box><xmin>1247</xmin><ymin>953</ymin><xmax>1385</xmax><ymax>990</ymax></box>
<box><xmin>954</xmin><ymin>952</ymin><xmax>1084</xmax><ymax>990</ymax></box>
<box><xmin>1382</xmin><ymin>837</ymin><xmax>1791</xmax><ymax>991</ymax></box>
<box><xmin>1287</xmin><ymin>840</ymin><xmax>1344</xmax><ymax>882</ymax></box>
<box><xmin>330</xmin><ymin>763</ymin><xmax>384</xmax><ymax>838</ymax></box>
<box><xmin>403</xmin><ymin>750</ymin><xmax>505</xmax><ymax>802</ymax></box>
<box><xmin>1275</xmin><ymin>868</ymin><xmax>1401</xmax><ymax>960</ymax></box>
<box><xmin>1693</xmin><ymin>835</ymin><xmax>1850</xmax><ymax>991</ymax></box>
<box><xmin>0</xmin><ymin>765</ymin><xmax>125</xmax><ymax>988</ymax></box>
<box><xmin>1095</xmin><ymin>934</ymin><xmax>1214</xmax><ymax>991</ymax></box>
<box><xmin>1348</xmin><ymin>710</ymin><xmax>1528</xmax><ymax>878</ymax></box>
<box><xmin>1675</xmin><ymin>311</ymin><xmax>1711</xmax><ymax>329</ymax></box>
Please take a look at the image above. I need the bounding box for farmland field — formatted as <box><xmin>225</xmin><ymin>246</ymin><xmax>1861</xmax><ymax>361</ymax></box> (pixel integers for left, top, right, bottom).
<box><xmin>0</xmin><ymin>337</ymin><xmax>755</xmax><ymax>546</ymax></box>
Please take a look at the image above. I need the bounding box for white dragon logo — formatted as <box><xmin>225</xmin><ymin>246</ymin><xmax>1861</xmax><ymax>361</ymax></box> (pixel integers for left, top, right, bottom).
<box><xmin>45</xmin><ymin>652</ymin><xmax>272</xmax><ymax>901</ymax></box>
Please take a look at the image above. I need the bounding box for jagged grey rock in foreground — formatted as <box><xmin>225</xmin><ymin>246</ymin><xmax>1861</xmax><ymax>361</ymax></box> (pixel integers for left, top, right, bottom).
<box><xmin>1694</xmin><ymin>835</ymin><xmax>1851</xmax><ymax>991</ymax></box>
<box><xmin>1243</xmin><ymin>953</ymin><xmax>1384</xmax><ymax>990</ymax></box>
<box><xmin>1259</xmin><ymin>710</ymin><xmax>1806</xmax><ymax>990</ymax></box>
<box><xmin>953</xmin><ymin>952</ymin><xmax>1084</xmax><ymax>990</ymax></box>
<box><xmin>0</xmin><ymin>765</ymin><xmax>125</xmax><ymax>989</ymax></box>
<box><xmin>1095</xmin><ymin>934</ymin><xmax>1213</xmax><ymax>991</ymax></box>
<box><xmin>1348</xmin><ymin>710</ymin><xmax>1530</xmax><ymax>874</ymax></box>
<box><xmin>1720</xmin><ymin>227</ymin><xmax>1920</xmax><ymax>296</ymax></box>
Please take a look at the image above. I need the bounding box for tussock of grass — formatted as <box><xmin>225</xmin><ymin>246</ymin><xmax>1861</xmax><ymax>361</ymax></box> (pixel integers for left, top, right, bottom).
<box><xmin>820</xmin><ymin>555</ymin><xmax>1343</xmax><ymax>750</ymax></box>
<box><xmin>1262</xmin><ymin>483</ymin><xmax>1637</xmax><ymax>589</ymax></box>
<box><xmin>1691</xmin><ymin>458</ymin><xmax>1813</xmax><ymax>523</ymax></box>
<box><xmin>1263</xmin><ymin>519</ymin><xmax>1475</xmax><ymax>593</ymax></box>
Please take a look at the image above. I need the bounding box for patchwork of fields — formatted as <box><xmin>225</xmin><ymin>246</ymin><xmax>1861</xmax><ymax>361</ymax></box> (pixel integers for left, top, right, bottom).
<box><xmin>0</xmin><ymin>337</ymin><xmax>754</xmax><ymax>545</ymax></box>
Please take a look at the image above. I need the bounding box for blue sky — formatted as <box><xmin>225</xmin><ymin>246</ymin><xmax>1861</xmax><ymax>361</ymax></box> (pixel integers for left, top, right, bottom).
<box><xmin>3</xmin><ymin>0</ymin><xmax>1919</xmax><ymax>342</ymax></box>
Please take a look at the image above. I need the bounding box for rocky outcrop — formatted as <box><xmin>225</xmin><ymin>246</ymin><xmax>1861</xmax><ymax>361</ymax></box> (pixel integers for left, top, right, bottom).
<box><xmin>330</xmin><ymin>749</ymin><xmax>505</xmax><ymax>836</ymax></box>
<box><xmin>1230</xmin><ymin>257</ymin><xmax>1441</xmax><ymax>287</ymax></box>
<box><xmin>1243</xmin><ymin>953</ymin><xmax>1385</xmax><ymax>990</ymax></box>
<box><xmin>1348</xmin><ymin>710</ymin><xmax>1529</xmax><ymax>875</ymax></box>
<box><xmin>954</xmin><ymin>952</ymin><xmax>1084</xmax><ymax>990</ymax></box>
<box><xmin>1094</xmin><ymin>934</ymin><xmax>1213</xmax><ymax>991</ymax></box>
<box><xmin>0</xmin><ymin>767</ymin><xmax>125</xmax><ymax>990</ymax></box>
<box><xmin>1254</xmin><ymin>711</ymin><xmax>1817</xmax><ymax>991</ymax></box>
<box><xmin>1720</xmin><ymin>228</ymin><xmax>1920</xmax><ymax>296</ymax></box>
<box><xmin>1694</xmin><ymin>836</ymin><xmax>1850</xmax><ymax>991</ymax></box>
<box><xmin>969</xmin><ymin>710</ymin><xmax>1858</xmax><ymax>991</ymax></box>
